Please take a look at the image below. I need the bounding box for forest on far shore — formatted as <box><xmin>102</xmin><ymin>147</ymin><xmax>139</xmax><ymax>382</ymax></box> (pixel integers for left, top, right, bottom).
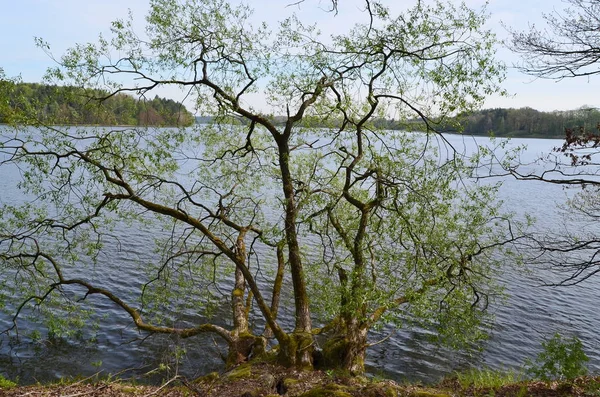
<box><xmin>200</xmin><ymin>106</ymin><xmax>600</xmax><ymax>139</ymax></box>
<box><xmin>453</xmin><ymin>107</ymin><xmax>600</xmax><ymax>138</ymax></box>
<box><xmin>3</xmin><ymin>83</ymin><xmax>597</xmax><ymax>138</ymax></box>
<box><xmin>1</xmin><ymin>83</ymin><xmax>195</xmax><ymax>127</ymax></box>
<box><xmin>369</xmin><ymin>107</ymin><xmax>600</xmax><ymax>138</ymax></box>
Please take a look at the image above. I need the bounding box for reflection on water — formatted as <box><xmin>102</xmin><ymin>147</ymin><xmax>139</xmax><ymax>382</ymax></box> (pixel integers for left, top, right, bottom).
<box><xmin>1</xmin><ymin>131</ymin><xmax>600</xmax><ymax>384</ymax></box>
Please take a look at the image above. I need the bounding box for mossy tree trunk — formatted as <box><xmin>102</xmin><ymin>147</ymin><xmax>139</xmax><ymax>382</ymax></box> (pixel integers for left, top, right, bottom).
<box><xmin>225</xmin><ymin>333</ymin><xmax>267</xmax><ymax>368</ymax></box>
<box><xmin>320</xmin><ymin>319</ymin><xmax>368</xmax><ymax>374</ymax></box>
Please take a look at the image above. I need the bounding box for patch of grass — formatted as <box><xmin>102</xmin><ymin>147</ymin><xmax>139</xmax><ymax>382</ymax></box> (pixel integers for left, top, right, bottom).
<box><xmin>455</xmin><ymin>367</ymin><xmax>524</xmax><ymax>390</ymax></box>
<box><xmin>578</xmin><ymin>376</ymin><xmax>600</xmax><ymax>396</ymax></box>
<box><xmin>409</xmin><ymin>390</ymin><xmax>451</xmax><ymax>397</ymax></box>
<box><xmin>283</xmin><ymin>378</ymin><xmax>300</xmax><ymax>389</ymax></box>
<box><xmin>0</xmin><ymin>374</ymin><xmax>17</xmax><ymax>389</ymax></box>
<box><xmin>225</xmin><ymin>363</ymin><xmax>252</xmax><ymax>380</ymax></box>
<box><xmin>297</xmin><ymin>383</ymin><xmax>353</xmax><ymax>397</ymax></box>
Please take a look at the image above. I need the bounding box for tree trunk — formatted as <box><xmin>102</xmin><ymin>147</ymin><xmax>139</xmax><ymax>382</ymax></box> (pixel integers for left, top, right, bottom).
<box><xmin>319</xmin><ymin>319</ymin><xmax>368</xmax><ymax>374</ymax></box>
<box><xmin>275</xmin><ymin>138</ymin><xmax>314</xmax><ymax>368</ymax></box>
<box><xmin>263</xmin><ymin>241</ymin><xmax>286</xmax><ymax>339</ymax></box>
<box><xmin>232</xmin><ymin>267</ymin><xmax>249</xmax><ymax>334</ymax></box>
<box><xmin>278</xmin><ymin>145</ymin><xmax>312</xmax><ymax>333</ymax></box>
<box><xmin>224</xmin><ymin>236</ymin><xmax>268</xmax><ymax>367</ymax></box>
<box><xmin>277</xmin><ymin>331</ymin><xmax>315</xmax><ymax>369</ymax></box>
<box><xmin>225</xmin><ymin>333</ymin><xmax>267</xmax><ymax>367</ymax></box>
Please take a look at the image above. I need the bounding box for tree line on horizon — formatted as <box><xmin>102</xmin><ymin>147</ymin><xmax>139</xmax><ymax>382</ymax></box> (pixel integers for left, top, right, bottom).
<box><xmin>373</xmin><ymin>107</ymin><xmax>600</xmax><ymax>138</ymax></box>
<box><xmin>199</xmin><ymin>106</ymin><xmax>600</xmax><ymax>139</ymax></box>
<box><xmin>454</xmin><ymin>107</ymin><xmax>600</xmax><ymax>138</ymax></box>
<box><xmin>5</xmin><ymin>82</ymin><xmax>596</xmax><ymax>138</ymax></box>
<box><xmin>1</xmin><ymin>82</ymin><xmax>194</xmax><ymax>127</ymax></box>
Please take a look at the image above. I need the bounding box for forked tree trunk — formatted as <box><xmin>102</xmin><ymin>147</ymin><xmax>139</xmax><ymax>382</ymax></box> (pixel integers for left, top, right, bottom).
<box><xmin>320</xmin><ymin>320</ymin><xmax>368</xmax><ymax>374</ymax></box>
<box><xmin>275</xmin><ymin>331</ymin><xmax>315</xmax><ymax>369</ymax></box>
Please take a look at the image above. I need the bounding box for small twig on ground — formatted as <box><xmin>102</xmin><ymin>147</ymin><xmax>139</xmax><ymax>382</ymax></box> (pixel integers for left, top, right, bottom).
<box><xmin>143</xmin><ymin>375</ymin><xmax>180</xmax><ymax>396</ymax></box>
<box><xmin>181</xmin><ymin>377</ymin><xmax>207</xmax><ymax>397</ymax></box>
<box><xmin>61</xmin><ymin>384</ymin><xmax>108</xmax><ymax>397</ymax></box>
<box><xmin>62</xmin><ymin>371</ymin><xmax>104</xmax><ymax>386</ymax></box>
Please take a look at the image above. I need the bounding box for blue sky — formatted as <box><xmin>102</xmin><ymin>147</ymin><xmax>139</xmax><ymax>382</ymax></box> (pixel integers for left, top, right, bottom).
<box><xmin>1</xmin><ymin>0</ymin><xmax>597</xmax><ymax>112</ymax></box>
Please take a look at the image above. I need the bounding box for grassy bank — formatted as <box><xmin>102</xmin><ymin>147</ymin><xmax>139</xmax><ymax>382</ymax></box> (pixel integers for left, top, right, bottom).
<box><xmin>2</xmin><ymin>363</ymin><xmax>600</xmax><ymax>397</ymax></box>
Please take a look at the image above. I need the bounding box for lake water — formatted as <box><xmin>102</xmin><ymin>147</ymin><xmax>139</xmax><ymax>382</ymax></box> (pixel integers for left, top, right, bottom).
<box><xmin>1</xmin><ymin>129</ymin><xmax>599</xmax><ymax>384</ymax></box>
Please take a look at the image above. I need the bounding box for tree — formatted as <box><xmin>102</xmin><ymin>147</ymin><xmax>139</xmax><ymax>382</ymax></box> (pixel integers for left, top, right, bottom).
<box><xmin>508</xmin><ymin>0</ymin><xmax>600</xmax><ymax>79</ymax></box>
<box><xmin>506</xmin><ymin>0</ymin><xmax>600</xmax><ymax>285</ymax></box>
<box><xmin>0</xmin><ymin>69</ymin><xmax>13</xmax><ymax>123</ymax></box>
<box><xmin>0</xmin><ymin>70</ymin><xmax>29</xmax><ymax>125</ymax></box>
<box><xmin>0</xmin><ymin>0</ymin><xmax>516</xmax><ymax>374</ymax></box>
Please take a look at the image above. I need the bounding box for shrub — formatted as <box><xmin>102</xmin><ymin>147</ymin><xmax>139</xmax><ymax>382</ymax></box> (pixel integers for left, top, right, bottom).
<box><xmin>526</xmin><ymin>332</ymin><xmax>589</xmax><ymax>381</ymax></box>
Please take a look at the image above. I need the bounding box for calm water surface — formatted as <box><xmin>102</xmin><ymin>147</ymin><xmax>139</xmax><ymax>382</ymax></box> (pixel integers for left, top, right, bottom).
<box><xmin>1</xmin><ymin>130</ymin><xmax>599</xmax><ymax>383</ymax></box>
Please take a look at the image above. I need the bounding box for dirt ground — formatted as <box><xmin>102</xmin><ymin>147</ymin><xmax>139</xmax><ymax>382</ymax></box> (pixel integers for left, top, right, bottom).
<box><xmin>2</xmin><ymin>364</ymin><xmax>600</xmax><ymax>396</ymax></box>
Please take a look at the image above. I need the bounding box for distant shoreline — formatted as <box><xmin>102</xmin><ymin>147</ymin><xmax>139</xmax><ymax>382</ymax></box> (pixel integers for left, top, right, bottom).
<box><xmin>0</xmin><ymin>123</ymin><xmax>190</xmax><ymax>128</ymax></box>
<box><xmin>0</xmin><ymin>122</ymin><xmax>569</xmax><ymax>140</ymax></box>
